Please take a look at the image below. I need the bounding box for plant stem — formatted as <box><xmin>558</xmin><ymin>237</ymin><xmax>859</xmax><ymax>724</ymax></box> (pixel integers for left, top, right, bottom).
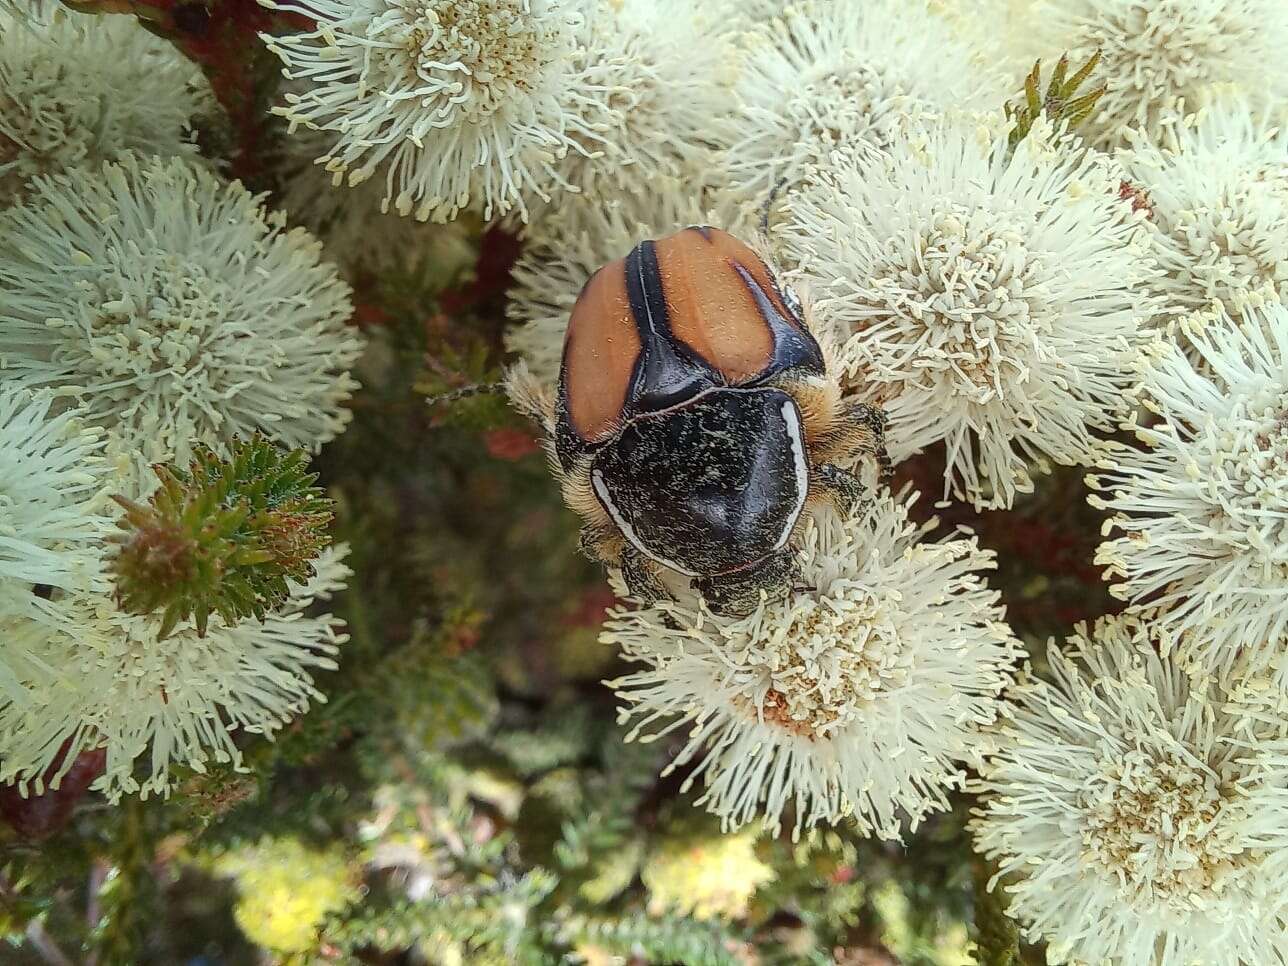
<box><xmin>973</xmin><ymin>858</ymin><xmax>1021</xmax><ymax>966</ymax></box>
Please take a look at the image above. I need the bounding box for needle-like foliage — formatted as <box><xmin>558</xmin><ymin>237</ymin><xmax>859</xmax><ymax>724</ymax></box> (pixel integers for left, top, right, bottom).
<box><xmin>1006</xmin><ymin>51</ymin><xmax>1106</xmax><ymax>152</ymax></box>
<box><xmin>110</xmin><ymin>437</ymin><xmax>334</xmax><ymax>639</ymax></box>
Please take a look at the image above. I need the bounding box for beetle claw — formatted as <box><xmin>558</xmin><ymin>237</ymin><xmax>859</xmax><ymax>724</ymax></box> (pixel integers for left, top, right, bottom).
<box><xmin>815</xmin><ymin>462</ymin><xmax>868</xmax><ymax>516</ymax></box>
<box><xmin>621</xmin><ymin>547</ymin><xmax>667</xmax><ymax>605</ymax></box>
<box><xmin>843</xmin><ymin>400</ymin><xmax>892</xmax><ymax>482</ymax></box>
<box><xmin>577</xmin><ymin>526</ymin><xmax>614</xmax><ymax>565</ymax></box>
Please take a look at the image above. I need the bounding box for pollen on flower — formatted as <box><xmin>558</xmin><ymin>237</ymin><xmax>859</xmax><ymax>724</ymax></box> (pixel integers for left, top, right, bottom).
<box><xmin>604</xmin><ymin>496</ymin><xmax>1019</xmax><ymax>839</ymax></box>
<box><xmin>1079</xmin><ymin>750</ymin><xmax>1244</xmax><ymax>906</ymax></box>
<box><xmin>397</xmin><ymin>0</ymin><xmax>551</xmax><ymax>121</ymax></box>
<box><xmin>261</xmin><ymin>0</ymin><xmax>607</xmax><ymax>222</ymax></box>
<box><xmin>729</xmin><ymin>591</ymin><xmax>915</xmax><ymax>739</ymax></box>
<box><xmin>971</xmin><ymin>613</ymin><xmax>1288</xmax><ymax>966</ymax></box>
<box><xmin>778</xmin><ymin>115</ymin><xmax>1158</xmax><ymax>508</ymax></box>
<box><xmin>1029</xmin><ymin>0</ymin><xmax>1288</xmax><ymax>150</ymax></box>
<box><xmin>0</xmin><ymin>153</ymin><xmax>363</xmax><ymax>479</ymax></box>
<box><xmin>1089</xmin><ymin>303</ymin><xmax>1288</xmax><ymax>677</ymax></box>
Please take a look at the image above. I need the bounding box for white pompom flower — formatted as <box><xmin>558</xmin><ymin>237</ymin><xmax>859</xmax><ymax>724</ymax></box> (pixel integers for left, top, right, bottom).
<box><xmin>0</xmin><ymin>2</ymin><xmax>211</xmax><ymax>200</ymax></box>
<box><xmin>0</xmin><ymin>548</ymin><xmax>351</xmax><ymax>800</ymax></box>
<box><xmin>713</xmin><ymin>0</ymin><xmax>1007</xmax><ymax>211</ymax></box>
<box><xmin>0</xmin><ymin>389</ymin><xmax>112</xmax><ymax>704</ymax></box>
<box><xmin>1089</xmin><ymin>304</ymin><xmax>1288</xmax><ymax>678</ymax></box>
<box><xmin>603</xmin><ymin>496</ymin><xmax>1020</xmax><ymax>840</ymax></box>
<box><xmin>260</xmin><ymin>0</ymin><xmax>610</xmax><ymax>223</ymax></box>
<box><xmin>972</xmin><ymin>614</ymin><xmax>1288</xmax><ymax>966</ymax></box>
<box><xmin>0</xmin><ymin>153</ymin><xmax>363</xmax><ymax>477</ymax></box>
<box><xmin>1121</xmin><ymin>98</ymin><xmax>1288</xmax><ymax>327</ymax></box>
<box><xmin>505</xmin><ymin>184</ymin><xmax>752</xmax><ymax>386</ymax></box>
<box><xmin>0</xmin><ymin>389</ymin><xmax>110</xmax><ymax>602</ymax></box>
<box><xmin>1029</xmin><ymin>0</ymin><xmax>1288</xmax><ymax>150</ymax></box>
<box><xmin>778</xmin><ymin>117</ymin><xmax>1157</xmax><ymax>508</ymax></box>
<box><xmin>518</xmin><ymin>0</ymin><xmax>736</xmax><ymax>227</ymax></box>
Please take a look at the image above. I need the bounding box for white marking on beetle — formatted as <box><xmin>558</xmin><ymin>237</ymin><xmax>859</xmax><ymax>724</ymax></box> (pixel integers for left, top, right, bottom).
<box><xmin>634</xmin><ymin>245</ymin><xmax>661</xmax><ymax>339</ymax></box>
<box><xmin>782</xmin><ymin>284</ymin><xmax>804</xmax><ymax>322</ymax></box>
<box><xmin>776</xmin><ymin>400</ymin><xmax>810</xmax><ymax>552</ymax></box>
<box><xmin>592</xmin><ymin>467</ymin><xmax>700</xmax><ymax>577</ymax></box>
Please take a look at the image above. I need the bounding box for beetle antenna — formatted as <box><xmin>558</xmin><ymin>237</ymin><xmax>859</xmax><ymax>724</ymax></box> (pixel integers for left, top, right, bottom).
<box><xmin>426</xmin><ymin>381</ymin><xmax>507</xmax><ymax>409</ymax></box>
<box><xmin>760</xmin><ymin>175</ymin><xmax>788</xmax><ymax>237</ymax></box>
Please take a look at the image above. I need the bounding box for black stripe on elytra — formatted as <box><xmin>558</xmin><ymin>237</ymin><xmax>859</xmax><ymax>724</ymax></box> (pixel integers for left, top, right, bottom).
<box><xmin>624</xmin><ymin>241</ymin><xmax>673</xmax><ymax>341</ymax></box>
<box><xmin>623</xmin><ymin>240</ymin><xmax>719</xmax><ymax>413</ymax></box>
<box><xmin>733</xmin><ymin>263</ymin><xmax>826</xmax><ymax>380</ymax></box>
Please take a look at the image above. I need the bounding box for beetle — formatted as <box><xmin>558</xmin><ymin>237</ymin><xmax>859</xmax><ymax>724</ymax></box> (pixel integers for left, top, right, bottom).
<box><xmin>508</xmin><ymin>226</ymin><xmax>888</xmax><ymax>614</ymax></box>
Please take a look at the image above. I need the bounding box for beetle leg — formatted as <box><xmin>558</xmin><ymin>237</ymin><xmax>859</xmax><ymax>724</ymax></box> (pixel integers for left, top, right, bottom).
<box><xmin>846</xmin><ymin>400</ymin><xmax>892</xmax><ymax>482</ymax></box>
<box><xmin>577</xmin><ymin>525</ymin><xmax>615</xmax><ymax>565</ymax></box>
<box><xmin>621</xmin><ymin>547</ymin><xmax>668</xmax><ymax>605</ymax></box>
<box><xmin>695</xmin><ymin>548</ymin><xmax>801</xmax><ymax>616</ymax></box>
<box><xmin>811</xmin><ymin>398</ymin><xmax>892</xmax><ymax>481</ymax></box>
<box><xmin>813</xmin><ymin>462</ymin><xmax>870</xmax><ymax>516</ymax></box>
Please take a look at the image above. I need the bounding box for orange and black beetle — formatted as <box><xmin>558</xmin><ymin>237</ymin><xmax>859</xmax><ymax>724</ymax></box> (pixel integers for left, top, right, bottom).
<box><xmin>511</xmin><ymin>227</ymin><xmax>888</xmax><ymax>614</ymax></box>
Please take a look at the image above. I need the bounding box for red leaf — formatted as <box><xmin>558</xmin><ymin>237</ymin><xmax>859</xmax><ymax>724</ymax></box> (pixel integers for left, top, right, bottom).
<box><xmin>484</xmin><ymin>427</ymin><xmax>540</xmax><ymax>461</ymax></box>
<box><xmin>0</xmin><ymin>744</ymin><xmax>107</xmax><ymax>840</ymax></box>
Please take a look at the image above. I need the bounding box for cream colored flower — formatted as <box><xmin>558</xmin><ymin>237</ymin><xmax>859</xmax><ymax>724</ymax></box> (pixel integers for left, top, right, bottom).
<box><xmin>261</xmin><ymin>0</ymin><xmax>609</xmax><ymax>223</ymax></box>
<box><xmin>1028</xmin><ymin>0</ymin><xmax>1288</xmax><ymax>150</ymax></box>
<box><xmin>0</xmin><ymin>548</ymin><xmax>350</xmax><ymax>800</ymax></box>
<box><xmin>779</xmin><ymin>117</ymin><xmax>1157</xmax><ymax>508</ymax></box>
<box><xmin>0</xmin><ymin>389</ymin><xmax>112</xmax><ymax>704</ymax></box>
<box><xmin>713</xmin><ymin>0</ymin><xmax>1006</xmax><ymax>212</ymax></box>
<box><xmin>972</xmin><ymin>614</ymin><xmax>1288</xmax><ymax>966</ymax></box>
<box><xmin>273</xmin><ymin>124</ymin><xmax>479</xmax><ymax>285</ymax></box>
<box><xmin>710</xmin><ymin>0</ymin><xmax>787</xmax><ymax>28</ymax></box>
<box><xmin>520</xmin><ymin>0</ymin><xmax>736</xmax><ymax>226</ymax></box>
<box><xmin>0</xmin><ymin>154</ymin><xmax>362</xmax><ymax>477</ymax></box>
<box><xmin>935</xmin><ymin>0</ymin><xmax>1040</xmax><ymax>83</ymax></box>
<box><xmin>0</xmin><ymin>2</ymin><xmax>211</xmax><ymax>200</ymax></box>
<box><xmin>0</xmin><ymin>388</ymin><xmax>109</xmax><ymax>602</ymax></box>
<box><xmin>1090</xmin><ymin>304</ymin><xmax>1288</xmax><ymax>678</ymax></box>
<box><xmin>604</xmin><ymin>497</ymin><xmax>1019</xmax><ymax>839</ymax></box>
<box><xmin>1121</xmin><ymin>97</ymin><xmax>1288</xmax><ymax>329</ymax></box>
